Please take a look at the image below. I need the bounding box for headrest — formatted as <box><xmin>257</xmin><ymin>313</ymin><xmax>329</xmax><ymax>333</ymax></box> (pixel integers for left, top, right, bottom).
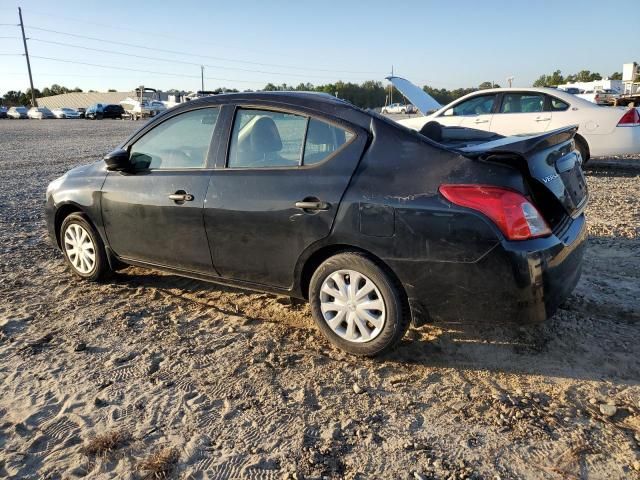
<box><xmin>249</xmin><ymin>116</ymin><xmax>282</xmax><ymax>152</ymax></box>
<box><xmin>307</xmin><ymin>120</ymin><xmax>336</xmax><ymax>145</ymax></box>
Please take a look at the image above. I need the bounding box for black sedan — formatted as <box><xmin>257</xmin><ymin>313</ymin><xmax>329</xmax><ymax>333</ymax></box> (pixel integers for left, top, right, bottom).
<box><xmin>45</xmin><ymin>92</ymin><xmax>588</xmax><ymax>356</ymax></box>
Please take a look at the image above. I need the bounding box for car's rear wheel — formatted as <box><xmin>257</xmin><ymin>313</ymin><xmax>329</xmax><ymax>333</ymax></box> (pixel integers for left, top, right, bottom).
<box><xmin>575</xmin><ymin>136</ymin><xmax>590</xmax><ymax>166</ymax></box>
<box><xmin>309</xmin><ymin>252</ymin><xmax>410</xmax><ymax>356</ymax></box>
<box><xmin>60</xmin><ymin>213</ymin><xmax>111</xmax><ymax>281</ymax></box>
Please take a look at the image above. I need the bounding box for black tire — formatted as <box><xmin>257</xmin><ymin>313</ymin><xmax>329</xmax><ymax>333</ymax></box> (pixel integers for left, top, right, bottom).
<box><xmin>60</xmin><ymin>212</ymin><xmax>111</xmax><ymax>281</ymax></box>
<box><xmin>575</xmin><ymin>136</ymin><xmax>590</xmax><ymax>166</ymax></box>
<box><xmin>309</xmin><ymin>252</ymin><xmax>410</xmax><ymax>356</ymax></box>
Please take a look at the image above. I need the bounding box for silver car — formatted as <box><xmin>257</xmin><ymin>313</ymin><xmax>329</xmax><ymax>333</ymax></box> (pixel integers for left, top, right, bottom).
<box><xmin>52</xmin><ymin>107</ymin><xmax>81</xmax><ymax>119</ymax></box>
<box><xmin>7</xmin><ymin>106</ymin><xmax>28</xmax><ymax>119</ymax></box>
<box><xmin>28</xmin><ymin>107</ymin><xmax>55</xmax><ymax>119</ymax></box>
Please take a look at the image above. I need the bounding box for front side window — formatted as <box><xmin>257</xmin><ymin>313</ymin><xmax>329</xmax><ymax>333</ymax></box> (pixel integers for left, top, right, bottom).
<box><xmin>228</xmin><ymin>109</ymin><xmax>307</xmax><ymax>168</ymax></box>
<box><xmin>129</xmin><ymin>108</ymin><xmax>219</xmax><ymax>170</ymax></box>
<box><xmin>500</xmin><ymin>93</ymin><xmax>545</xmax><ymax>113</ymax></box>
<box><xmin>448</xmin><ymin>94</ymin><xmax>497</xmax><ymax>116</ymax></box>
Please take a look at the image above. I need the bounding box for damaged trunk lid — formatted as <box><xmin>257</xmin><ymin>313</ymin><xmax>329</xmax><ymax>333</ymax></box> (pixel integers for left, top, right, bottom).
<box><xmin>459</xmin><ymin>126</ymin><xmax>588</xmax><ymax>222</ymax></box>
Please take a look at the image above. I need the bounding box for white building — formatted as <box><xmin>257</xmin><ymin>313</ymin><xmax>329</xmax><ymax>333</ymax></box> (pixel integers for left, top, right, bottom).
<box><xmin>559</xmin><ymin>78</ymin><xmax>623</xmax><ymax>93</ymax></box>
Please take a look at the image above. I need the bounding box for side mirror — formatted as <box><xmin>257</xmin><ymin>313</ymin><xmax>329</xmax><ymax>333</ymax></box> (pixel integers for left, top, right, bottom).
<box><xmin>104</xmin><ymin>148</ymin><xmax>130</xmax><ymax>171</ymax></box>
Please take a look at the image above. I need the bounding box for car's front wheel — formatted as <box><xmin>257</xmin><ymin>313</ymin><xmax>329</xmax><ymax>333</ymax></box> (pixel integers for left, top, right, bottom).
<box><xmin>60</xmin><ymin>213</ymin><xmax>111</xmax><ymax>281</ymax></box>
<box><xmin>309</xmin><ymin>252</ymin><xmax>410</xmax><ymax>356</ymax></box>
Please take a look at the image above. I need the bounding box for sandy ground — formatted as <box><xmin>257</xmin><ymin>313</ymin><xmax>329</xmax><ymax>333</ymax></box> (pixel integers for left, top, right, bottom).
<box><xmin>0</xmin><ymin>120</ymin><xmax>639</xmax><ymax>480</ymax></box>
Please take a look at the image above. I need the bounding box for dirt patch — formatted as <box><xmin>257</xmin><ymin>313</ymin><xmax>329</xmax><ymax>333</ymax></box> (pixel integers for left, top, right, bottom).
<box><xmin>0</xmin><ymin>120</ymin><xmax>639</xmax><ymax>479</ymax></box>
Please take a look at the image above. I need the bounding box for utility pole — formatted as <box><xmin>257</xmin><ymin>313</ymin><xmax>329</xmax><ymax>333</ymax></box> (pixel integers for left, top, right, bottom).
<box><xmin>389</xmin><ymin>65</ymin><xmax>394</xmax><ymax>104</ymax></box>
<box><xmin>18</xmin><ymin>7</ymin><xmax>37</xmax><ymax>107</ymax></box>
<box><xmin>201</xmin><ymin>65</ymin><xmax>204</xmax><ymax>92</ymax></box>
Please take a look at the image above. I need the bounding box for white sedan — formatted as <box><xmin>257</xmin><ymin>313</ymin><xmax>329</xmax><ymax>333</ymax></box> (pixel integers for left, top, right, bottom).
<box><xmin>388</xmin><ymin>76</ymin><xmax>640</xmax><ymax>161</ymax></box>
<box><xmin>52</xmin><ymin>107</ymin><xmax>82</xmax><ymax>119</ymax></box>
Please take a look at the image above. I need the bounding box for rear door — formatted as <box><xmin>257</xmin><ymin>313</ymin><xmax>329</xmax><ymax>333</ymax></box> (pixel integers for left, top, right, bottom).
<box><xmin>434</xmin><ymin>93</ymin><xmax>497</xmax><ymax>131</ymax></box>
<box><xmin>204</xmin><ymin>105</ymin><xmax>367</xmax><ymax>288</ymax></box>
<box><xmin>490</xmin><ymin>91</ymin><xmax>551</xmax><ymax>135</ymax></box>
<box><xmin>101</xmin><ymin>107</ymin><xmax>221</xmax><ymax>274</ymax></box>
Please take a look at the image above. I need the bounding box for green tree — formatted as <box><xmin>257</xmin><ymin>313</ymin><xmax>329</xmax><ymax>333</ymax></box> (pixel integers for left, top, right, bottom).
<box><xmin>533</xmin><ymin>70</ymin><xmax>564</xmax><ymax>87</ymax></box>
<box><xmin>610</xmin><ymin>72</ymin><xmax>622</xmax><ymax>80</ymax></box>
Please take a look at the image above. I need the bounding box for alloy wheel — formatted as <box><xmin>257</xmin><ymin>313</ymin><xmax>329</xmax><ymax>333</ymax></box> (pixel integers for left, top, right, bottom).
<box><xmin>319</xmin><ymin>269</ymin><xmax>386</xmax><ymax>343</ymax></box>
<box><xmin>63</xmin><ymin>224</ymin><xmax>96</xmax><ymax>274</ymax></box>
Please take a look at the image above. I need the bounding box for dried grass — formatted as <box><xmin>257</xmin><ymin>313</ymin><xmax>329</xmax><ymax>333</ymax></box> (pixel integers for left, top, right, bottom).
<box><xmin>137</xmin><ymin>447</ymin><xmax>179</xmax><ymax>479</ymax></box>
<box><xmin>82</xmin><ymin>429</ymin><xmax>130</xmax><ymax>456</ymax></box>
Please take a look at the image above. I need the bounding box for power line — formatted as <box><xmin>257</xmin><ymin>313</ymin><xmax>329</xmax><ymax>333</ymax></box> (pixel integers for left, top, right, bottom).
<box><xmin>25</xmin><ymin>26</ymin><xmax>381</xmax><ymax>75</ymax></box>
<box><xmin>0</xmin><ymin>52</ymin><xmax>22</xmax><ymax>55</ymax></box>
<box><xmin>24</xmin><ymin>11</ymin><xmax>284</xmax><ymax>57</ymax></box>
<box><xmin>30</xmin><ymin>55</ymin><xmax>261</xmax><ymax>84</ymax></box>
<box><xmin>28</xmin><ymin>38</ymin><xmax>370</xmax><ymax>80</ymax></box>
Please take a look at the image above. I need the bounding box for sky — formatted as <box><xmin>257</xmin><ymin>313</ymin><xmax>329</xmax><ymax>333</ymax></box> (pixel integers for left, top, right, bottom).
<box><xmin>0</xmin><ymin>0</ymin><xmax>637</xmax><ymax>94</ymax></box>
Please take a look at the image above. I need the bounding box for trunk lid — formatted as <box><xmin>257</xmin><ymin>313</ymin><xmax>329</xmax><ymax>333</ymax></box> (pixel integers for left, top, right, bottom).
<box><xmin>459</xmin><ymin>126</ymin><xmax>588</xmax><ymax>221</ymax></box>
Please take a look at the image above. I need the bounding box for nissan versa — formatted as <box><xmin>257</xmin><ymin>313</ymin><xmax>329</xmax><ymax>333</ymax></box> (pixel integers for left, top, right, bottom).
<box><xmin>45</xmin><ymin>92</ymin><xmax>588</xmax><ymax>356</ymax></box>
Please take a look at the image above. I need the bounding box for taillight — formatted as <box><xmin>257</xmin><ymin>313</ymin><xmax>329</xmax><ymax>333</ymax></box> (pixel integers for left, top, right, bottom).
<box><xmin>617</xmin><ymin>108</ymin><xmax>640</xmax><ymax>127</ymax></box>
<box><xmin>439</xmin><ymin>185</ymin><xmax>551</xmax><ymax>241</ymax></box>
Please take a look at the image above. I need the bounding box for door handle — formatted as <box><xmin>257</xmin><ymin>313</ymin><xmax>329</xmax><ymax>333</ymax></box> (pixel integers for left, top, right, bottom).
<box><xmin>169</xmin><ymin>192</ymin><xmax>194</xmax><ymax>202</ymax></box>
<box><xmin>474</xmin><ymin>119</ymin><xmax>488</xmax><ymax>124</ymax></box>
<box><xmin>295</xmin><ymin>201</ymin><xmax>330</xmax><ymax>211</ymax></box>
<box><xmin>535</xmin><ymin>117</ymin><xmax>551</xmax><ymax>122</ymax></box>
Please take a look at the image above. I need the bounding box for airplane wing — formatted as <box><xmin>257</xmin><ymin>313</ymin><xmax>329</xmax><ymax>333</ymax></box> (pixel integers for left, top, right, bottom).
<box><xmin>386</xmin><ymin>76</ymin><xmax>442</xmax><ymax>114</ymax></box>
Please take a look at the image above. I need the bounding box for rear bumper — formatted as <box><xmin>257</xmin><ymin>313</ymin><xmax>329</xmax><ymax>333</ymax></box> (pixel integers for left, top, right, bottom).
<box><xmin>587</xmin><ymin>126</ymin><xmax>640</xmax><ymax>156</ymax></box>
<box><xmin>400</xmin><ymin>214</ymin><xmax>587</xmax><ymax>325</ymax></box>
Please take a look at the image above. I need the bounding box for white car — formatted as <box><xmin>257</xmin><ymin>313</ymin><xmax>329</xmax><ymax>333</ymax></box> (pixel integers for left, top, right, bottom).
<box><xmin>27</xmin><ymin>107</ymin><xmax>55</xmax><ymax>119</ymax></box>
<box><xmin>52</xmin><ymin>107</ymin><xmax>81</xmax><ymax>119</ymax></box>
<box><xmin>388</xmin><ymin>76</ymin><xmax>640</xmax><ymax>161</ymax></box>
<box><xmin>381</xmin><ymin>103</ymin><xmax>416</xmax><ymax>114</ymax></box>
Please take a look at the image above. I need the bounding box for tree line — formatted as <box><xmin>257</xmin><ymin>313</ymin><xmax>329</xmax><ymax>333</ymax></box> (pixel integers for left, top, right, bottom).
<box><xmin>1</xmin><ymin>67</ymin><xmax>631</xmax><ymax>109</ymax></box>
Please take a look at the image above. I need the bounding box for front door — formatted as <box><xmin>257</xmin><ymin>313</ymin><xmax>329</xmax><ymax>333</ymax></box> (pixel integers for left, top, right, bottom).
<box><xmin>489</xmin><ymin>91</ymin><xmax>552</xmax><ymax>136</ymax></box>
<box><xmin>101</xmin><ymin>107</ymin><xmax>221</xmax><ymax>274</ymax></box>
<box><xmin>435</xmin><ymin>92</ymin><xmax>498</xmax><ymax>132</ymax></box>
<box><xmin>204</xmin><ymin>107</ymin><xmax>366</xmax><ymax>288</ymax></box>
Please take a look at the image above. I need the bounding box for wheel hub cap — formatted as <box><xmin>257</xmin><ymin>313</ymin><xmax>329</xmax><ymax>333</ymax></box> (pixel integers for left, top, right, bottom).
<box><xmin>319</xmin><ymin>269</ymin><xmax>386</xmax><ymax>343</ymax></box>
<box><xmin>63</xmin><ymin>224</ymin><xmax>96</xmax><ymax>274</ymax></box>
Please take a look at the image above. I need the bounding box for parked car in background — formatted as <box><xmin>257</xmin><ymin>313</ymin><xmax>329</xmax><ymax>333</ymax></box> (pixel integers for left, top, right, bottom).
<box><xmin>120</xmin><ymin>97</ymin><xmax>166</xmax><ymax>120</ymax></box>
<box><xmin>576</xmin><ymin>89</ymin><xmax>619</xmax><ymax>105</ymax></box>
<box><xmin>7</xmin><ymin>106</ymin><xmax>28</xmax><ymax>119</ymax></box>
<box><xmin>381</xmin><ymin>103</ymin><xmax>416</xmax><ymax>114</ymax></box>
<box><xmin>28</xmin><ymin>107</ymin><xmax>55</xmax><ymax>119</ymax></box>
<box><xmin>0</xmin><ymin>106</ymin><xmax>7</xmax><ymax>119</ymax></box>
<box><xmin>45</xmin><ymin>92</ymin><xmax>587</xmax><ymax>356</ymax></box>
<box><xmin>388</xmin><ymin>76</ymin><xmax>640</xmax><ymax>162</ymax></box>
<box><xmin>52</xmin><ymin>107</ymin><xmax>82</xmax><ymax>119</ymax></box>
<box><xmin>76</xmin><ymin>107</ymin><xmax>86</xmax><ymax>119</ymax></box>
<box><xmin>559</xmin><ymin>87</ymin><xmax>583</xmax><ymax>95</ymax></box>
<box><xmin>85</xmin><ymin>104</ymin><xmax>125</xmax><ymax>120</ymax></box>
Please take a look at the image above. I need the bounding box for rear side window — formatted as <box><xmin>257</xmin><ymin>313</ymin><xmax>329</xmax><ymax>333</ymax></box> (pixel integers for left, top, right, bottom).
<box><xmin>229</xmin><ymin>109</ymin><xmax>307</xmax><ymax>168</ymax></box>
<box><xmin>228</xmin><ymin>109</ymin><xmax>354</xmax><ymax>168</ymax></box>
<box><xmin>548</xmin><ymin>96</ymin><xmax>569</xmax><ymax>111</ymax></box>
<box><xmin>130</xmin><ymin>108</ymin><xmax>219</xmax><ymax>169</ymax></box>
<box><xmin>500</xmin><ymin>93</ymin><xmax>545</xmax><ymax>113</ymax></box>
<box><xmin>303</xmin><ymin>118</ymin><xmax>353</xmax><ymax>165</ymax></box>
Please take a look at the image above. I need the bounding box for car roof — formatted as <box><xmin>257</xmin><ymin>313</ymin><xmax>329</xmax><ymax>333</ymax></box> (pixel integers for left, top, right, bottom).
<box><xmin>446</xmin><ymin>86</ymin><xmax>598</xmax><ymax>109</ymax></box>
<box><xmin>165</xmin><ymin>91</ymin><xmax>373</xmax><ymax>129</ymax></box>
